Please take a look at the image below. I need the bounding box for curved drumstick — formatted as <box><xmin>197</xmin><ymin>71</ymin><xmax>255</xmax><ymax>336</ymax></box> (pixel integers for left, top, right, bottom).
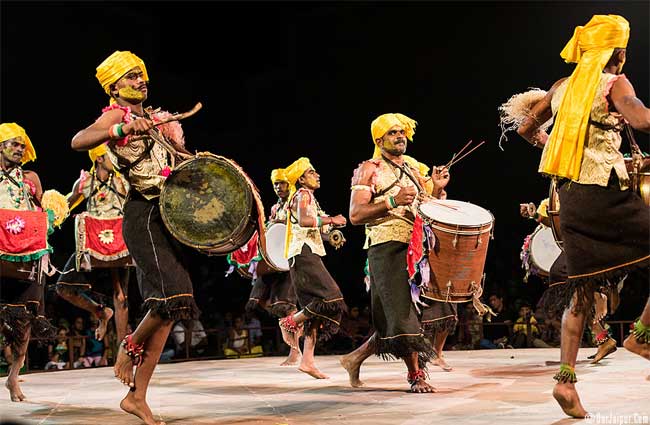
<box><xmin>153</xmin><ymin>102</ymin><xmax>203</xmax><ymax>127</ymax></box>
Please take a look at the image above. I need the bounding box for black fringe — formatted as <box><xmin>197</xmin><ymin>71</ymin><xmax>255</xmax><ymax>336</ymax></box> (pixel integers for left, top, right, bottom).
<box><xmin>244</xmin><ymin>299</ymin><xmax>263</xmax><ymax>315</ymax></box>
<box><xmin>142</xmin><ymin>296</ymin><xmax>201</xmax><ymax>321</ymax></box>
<box><xmin>269</xmin><ymin>302</ymin><xmax>296</xmax><ymax>319</ymax></box>
<box><xmin>375</xmin><ymin>334</ymin><xmax>435</xmax><ymax>370</ymax></box>
<box><xmin>0</xmin><ymin>305</ymin><xmax>31</xmax><ymax>348</ymax></box>
<box><xmin>421</xmin><ymin>316</ymin><xmax>458</xmax><ymax>336</ymax></box>
<box><xmin>303</xmin><ymin>298</ymin><xmax>347</xmax><ymax>342</ymax></box>
<box><xmin>30</xmin><ymin>316</ymin><xmax>57</xmax><ymax>341</ymax></box>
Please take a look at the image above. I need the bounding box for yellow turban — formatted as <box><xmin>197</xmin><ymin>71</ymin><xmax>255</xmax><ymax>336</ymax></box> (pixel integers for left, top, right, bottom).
<box><xmin>270</xmin><ymin>168</ymin><xmax>288</xmax><ymax>184</ymax></box>
<box><xmin>0</xmin><ymin>123</ymin><xmax>36</xmax><ymax>164</ymax></box>
<box><xmin>539</xmin><ymin>15</ymin><xmax>629</xmax><ymax>179</ymax></box>
<box><xmin>88</xmin><ymin>143</ymin><xmax>108</xmax><ymax>163</ymax></box>
<box><xmin>96</xmin><ymin>50</ymin><xmax>149</xmax><ymax>96</ymax></box>
<box><xmin>370</xmin><ymin>113</ymin><xmax>417</xmax><ymax>159</ymax></box>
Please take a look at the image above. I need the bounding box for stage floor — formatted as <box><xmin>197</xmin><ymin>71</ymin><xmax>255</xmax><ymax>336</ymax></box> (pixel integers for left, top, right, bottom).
<box><xmin>1</xmin><ymin>348</ymin><xmax>649</xmax><ymax>425</ymax></box>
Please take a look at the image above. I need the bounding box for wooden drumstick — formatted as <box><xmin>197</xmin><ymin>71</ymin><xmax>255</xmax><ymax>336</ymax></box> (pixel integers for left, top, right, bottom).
<box><xmin>152</xmin><ymin>102</ymin><xmax>203</xmax><ymax>127</ymax></box>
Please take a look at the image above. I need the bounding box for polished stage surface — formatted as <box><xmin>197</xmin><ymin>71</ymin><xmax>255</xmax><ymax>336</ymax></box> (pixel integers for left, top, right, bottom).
<box><xmin>2</xmin><ymin>348</ymin><xmax>649</xmax><ymax>425</ymax></box>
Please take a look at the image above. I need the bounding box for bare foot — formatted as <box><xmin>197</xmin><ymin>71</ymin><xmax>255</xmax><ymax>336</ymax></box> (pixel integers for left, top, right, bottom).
<box><xmin>96</xmin><ymin>306</ymin><xmax>114</xmax><ymax>341</ymax></box>
<box><xmin>590</xmin><ymin>338</ymin><xmax>617</xmax><ymax>364</ymax></box>
<box><xmin>553</xmin><ymin>382</ymin><xmax>588</xmax><ymax>418</ymax></box>
<box><xmin>113</xmin><ymin>344</ymin><xmax>135</xmax><ymax>388</ymax></box>
<box><xmin>278</xmin><ymin>321</ymin><xmax>299</xmax><ymax>350</ymax></box>
<box><xmin>432</xmin><ymin>356</ymin><xmax>453</xmax><ymax>372</ymax></box>
<box><xmin>623</xmin><ymin>334</ymin><xmax>650</xmax><ymax>360</ymax></box>
<box><xmin>280</xmin><ymin>347</ymin><xmax>301</xmax><ymax>366</ymax></box>
<box><xmin>340</xmin><ymin>353</ymin><xmax>364</xmax><ymax>387</ymax></box>
<box><xmin>5</xmin><ymin>378</ymin><xmax>25</xmax><ymax>402</ymax></box>
<box><xmin>120</xmin><ymin>395</ymin><xmax>166</xmax><ymax>425</ymax></box>
<box><xmin>298</xmin><ymin>364</ymin><xmax>329</xmax><ymax>379</ymax></box>
<box><xmin>410</xmin><ymin>379</ymin><xmax>435</xmax><ymax>393</ymax></box>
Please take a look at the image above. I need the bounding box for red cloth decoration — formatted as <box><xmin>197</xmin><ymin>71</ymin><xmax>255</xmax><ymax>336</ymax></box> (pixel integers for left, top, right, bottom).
<box><xmin>0</xmin><ymin>209</ymin><xmax>48</xmax><ymax>255</ymax></box>
<box><xmin>82</xmin><ymin>215</ymin><xmax>128</xmax><ymax>257</ymax></box>
<box><xmin>230</xmin><ymin>231</ymin><xmax>260</xmax><ymax>267</ymax></box>
<box><xmin>406</xmin><ymin>215</ymin><xmax>425</xmax><ymax>280</ymax></box>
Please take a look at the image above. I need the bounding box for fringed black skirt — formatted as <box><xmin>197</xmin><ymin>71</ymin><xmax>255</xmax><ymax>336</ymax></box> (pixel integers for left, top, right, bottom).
<box><xmin>368</xmin><ymin>241</ymin><xmax>434</xmax><ymax>368</ymax></box>
<box><xmin>122</xmin><ymin>192</ymin><xmax>199</xmax><ymax>321</ymax></box>
<box><xmin>289</xmin><ymin>245</ymin><xmax>346</xmax><ymax>341</ymax></box>
<box><xmin>421</xmin><ymin>299</ymin><xmax>458</xmax><ymax>337</ymax></box>
<box><xmin>557</xmin><ymin>175</ymin><xmax>649</xmax><ymax>315</ymax></box>
<box><xmin>1</xmin><ymin>276</ymin><xmax>55</xmax><ymax>347</ymax></box>
<box><xmin>245</xmin><ymin>271</ymin><xmax>297</xmax><ymax>318</ymax></box>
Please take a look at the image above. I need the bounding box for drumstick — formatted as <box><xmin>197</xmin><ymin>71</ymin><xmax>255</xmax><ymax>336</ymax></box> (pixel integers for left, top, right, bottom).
<box><xmin>445</xmin><ymin>140</ymin><xmax>473</xmax><ymax>168</ymax></box>
<box><xmin>447</xmin><ymin>140</ymin><xmax>485</xmax><ymax>169</ymax></box>
<box><xmin>153</xmin><ymin>102</ymin><xmax>202</xmax><ymax>127</ymax></box>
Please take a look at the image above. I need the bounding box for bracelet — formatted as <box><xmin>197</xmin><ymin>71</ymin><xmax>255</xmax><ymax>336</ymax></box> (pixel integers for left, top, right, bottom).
<box><xmin>389</xmin><ymin>196</ymin><xmax>397</xmax><ymax>208</ymax></box>
<box><xmin>116</xmin><ymin>123</ymin><xmax>125</xmax><ymax>138</ymax></box>
<box><xmin>385</xmin><ymin>197</ymin><xmax>394</xmax><ymax>210</ymax></box>
<box><xmin>316</xmin><ymin>216</ymin><xmax>322</xmax><ymax>227</ymax></box>
<box><xmin>108</xmin><ymin>124</ymin><xmax>118</xmax><ymax>139</ymax></box>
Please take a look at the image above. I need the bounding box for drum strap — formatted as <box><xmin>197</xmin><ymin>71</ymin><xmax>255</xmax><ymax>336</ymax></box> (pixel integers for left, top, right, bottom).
<box><xmin>380</xmin><ymin>155</ymin><xmax>425</xmax><ymax>193</ymax></box>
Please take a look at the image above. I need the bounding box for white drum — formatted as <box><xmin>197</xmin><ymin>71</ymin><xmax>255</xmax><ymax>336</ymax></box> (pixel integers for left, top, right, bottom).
<box><xmin>261</xmin><ymin>222</ymin><xmax>289</xmax><ymax>272</ymax></box>
<box><xmin>521</xmin><ymin>225</ymin><xmax>561</xmax><ymax>278</ymax></box>
<box><xmin>529</xmin><ymin>225</ymin><xmax>562</xmax><ymax>276</ymax></box>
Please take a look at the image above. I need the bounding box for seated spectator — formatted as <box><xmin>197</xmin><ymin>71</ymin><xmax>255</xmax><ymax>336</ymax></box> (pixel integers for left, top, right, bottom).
<box><xmin>224</xmin><ymin>316</ymin><xmax>262</xmax><ymax>358</ymax></box>
<box><xmin>70</xmin><ymin>316</ymin><xmax>87</xmax><ymax>367</ymax></box>
<box><xmin>480</xmin><ymin>293</ymin><xmax>515</xmax><ymax>349</ymax></box>
<box><xmin>172</xmin><ymin>319</ymin><xmax>209</xmax><ymax>357</ymax></box>
<box><xmin>79</xmin><ymin>317</ymin><xmax>107</xmax><ymax>367</ymax></box>
<box><xmin>456</xmin><ymin>303</ymin><xmax>482</xmax><ymax>349</ymax></box>
<box><xmin>45</xmin><ymin>327</ymin><xmax>70</xmax><ymax>370</ymax></box>
<box><xmin>511</xmin><ymin>303</ymin><xmax>552</xmax><ymax>348</ymax></box>
<box><xmin>245</xmin><ymin>312</ymin><xmax>263</xmax><ymax>346</ymax></box>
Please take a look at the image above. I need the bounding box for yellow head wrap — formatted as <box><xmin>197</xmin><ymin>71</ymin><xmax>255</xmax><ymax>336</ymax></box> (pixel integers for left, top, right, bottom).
<box><xmin>0</xmin><ymin>123</ymin><xmax>36</xmax><ymax>164</ymax></box>
<box><xmin>88</xmin><ymin>143</ymin><xmax>108</xmax><ymax>163</ymax></box>
<box><xmin>370</xmin><ymin>113</ymin><xmax>417</xmax><ymax>159</ymax></box>
<box><xmin>284</xmin><ymin>157</ymin><xmax>314</xmax><ymax>196</ymax></box>
<box><xmin>270</xmin><ymin>168</ymin><xmax>288</xmax><ymax>184</ymax></box>
<box><xmin>95</xmin><ymin>50</ymin><xmax>149</xmax><ymax>97</ymax></box>
<box><xmin>539</xmin><ymin>15</ymin><xmax>629</xmax><ymax>179</ymax></box>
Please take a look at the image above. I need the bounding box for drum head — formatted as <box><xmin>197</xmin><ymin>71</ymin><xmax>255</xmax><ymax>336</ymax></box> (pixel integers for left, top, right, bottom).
<box><xmin>160</xmin><ymin>155</ymin><xmax>255</xmax><ymax>250</ymax></box>
<box><xmin>529</xmin><ymin>226</ymin><xmax>562</xmax><ymax>273</ymax></box>
<box><xmin>263</xmin><ymin>223</ymin><xmax>290</xmax><ymax>271</ymax></box>
<box><xmin>419</xmin><ymin>199</ymin><xmax>493</xmax><ymax>226</ymax></box>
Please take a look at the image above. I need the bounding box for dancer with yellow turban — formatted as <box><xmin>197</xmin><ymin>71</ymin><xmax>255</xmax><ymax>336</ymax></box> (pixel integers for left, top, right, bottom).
<box><xmin>278</xmin><ymin>157</ymin><xmax>347</xmax><ymax>379</ymax></box>
<box><xmin>515</xmin><ymin>15</ymin><xmax>650</xmax><ymax>418</ymax></box>
<box><xmin>340</xmin><ymin>113</ymin><xmax>450</xmax><ymax>393</ymax></box>
<box><xmin>55</xmin><ymin>143</ymin><xmax>131</xmax><ymax>348</ymax></box>
<box><xmin>0</xmin><ymin>123</ymin><xmax>55</xmax><ymax>402</ymax></box>
<box><xmin>241</xmin><ymin>167</ymin><xmax>300</xmax><ymax>366</ymax></box>
<box><xmin>71</xmin><ymin>50</ymin><xmax>195</xmax><ymax>425</ymax></box>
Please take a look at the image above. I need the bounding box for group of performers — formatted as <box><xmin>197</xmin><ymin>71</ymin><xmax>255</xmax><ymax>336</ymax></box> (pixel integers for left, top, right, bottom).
<box><xmin>1</xmin><ymin>12</ymin><xmax>649</xmax><ymax>424</ymax></box>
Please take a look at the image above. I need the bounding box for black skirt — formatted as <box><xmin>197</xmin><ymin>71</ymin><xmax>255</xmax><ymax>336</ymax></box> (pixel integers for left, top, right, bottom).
<box><xmin>122</xmin><ymin>192</ymin><xmax>199</xmax><ymax>321</ymax></box>
<box><xmin>289</xmin><ymin>245</ymin><xmax>346</xmax><ymax>340</ymax></box>
<box><xmin>367</xmin><ymin>241</ymin><xmax>434</xmax><ymax>368</ymax></box>
<box><xmin>245</xmin><ymin>271</ymin><xmax>297</xmax><ymax>318</ymax></box>
<box><xmin>558</xmin><ymin>175</ymin><xmax>650</xmax><ymax>314</ymax></box>
<box><xmin>421</xmin><ymin>299</ymin><xmax>458</xmax><ymax>336</ymax></box>
<box><xmin>1</xmin><ymin>276</ymin><xmax>54</xmax><ymax>346</ymax></box>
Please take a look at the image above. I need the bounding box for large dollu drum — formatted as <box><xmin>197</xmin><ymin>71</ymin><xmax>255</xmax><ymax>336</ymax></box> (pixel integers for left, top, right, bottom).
<box><xmin>418</xmin><ymin>199</ymin><xmax>494</xmax><ymax>303</ymax></box>
<box><xmin>160</xmin><ymin>153</ymin><xmax>263</xmax><ymax>255</ymax></box>
<box><xmin>0</xmin><ymin>209</ymin><xmax>51</xmax><ymax>284</ymax></box>
<box><xmin>75</xmin><ymin>212</ymin><xmax>134</xmax><ymax>271</ymax></box>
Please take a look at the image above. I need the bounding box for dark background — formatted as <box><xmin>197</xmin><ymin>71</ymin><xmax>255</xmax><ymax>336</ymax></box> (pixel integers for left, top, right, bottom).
<box><xmin>2</xmin><ymin>1</ymin><xmax>649</xmax><ymax>317</ymax></box>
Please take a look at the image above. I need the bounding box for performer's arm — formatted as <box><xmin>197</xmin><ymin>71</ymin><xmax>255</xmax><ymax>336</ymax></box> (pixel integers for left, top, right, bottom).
<box><xmin>609</xmin><ymin>76</ymin><xmax>650</xmax><ymax>133</ymax></box>
<box><xmin>67</xmin><ymin>176</ymin><xmax>85</xmax><ymax>210</ymax></box>
<box><xmin>23</xmin><ymin>170</ymin><xmax>43</xmax><ymax>204</ymax></box>
<box><xmin>349</xmin><ymin>162</ymin><xmax>416</xmax><ymax>225</ymax></box>
<box><xmin>517</xmin><ymin>78</ymin><xmax>567</xmax><ymax>147</ymax></box>
<box><xmin>296</xmin><ymin>191</ymin><xmax>345</xmax><ymax>227</ymax></box>
<box><xmin>71</xmin><ymin>109</ymin><xmax>155</xmax><ymax>151</ymax></box>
